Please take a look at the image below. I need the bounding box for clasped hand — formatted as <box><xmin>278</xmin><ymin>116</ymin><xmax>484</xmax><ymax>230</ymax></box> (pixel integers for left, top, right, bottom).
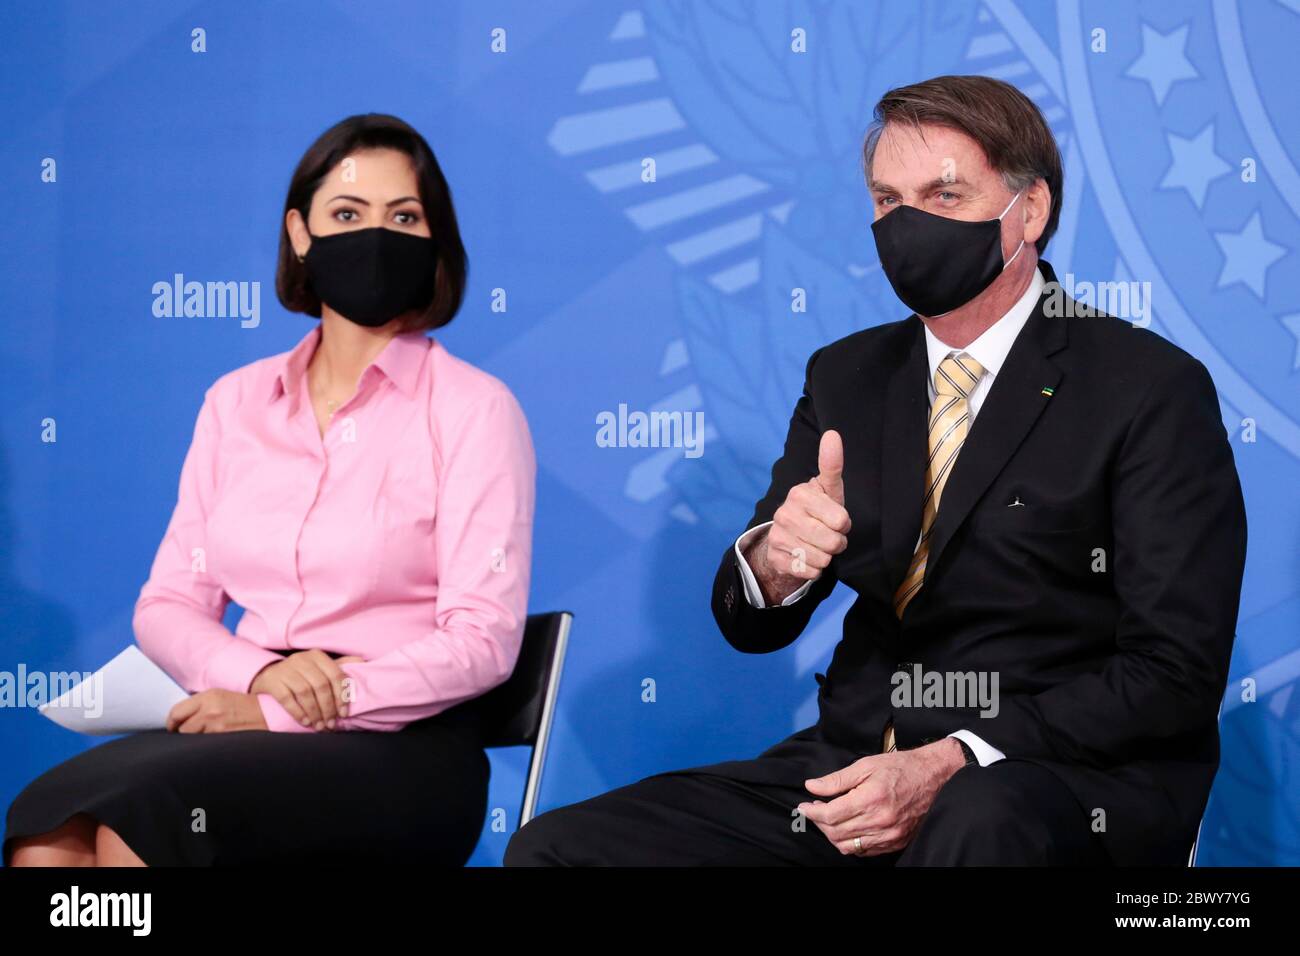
<box><xmin>798</xmin><ymin>739</ymin><xmax>967</xmax><ymax>856</ymax></box>
<box><xmin>165</xmin><ymin>649</ymin><xmax>364</xmax><ymax>733</ymax></box>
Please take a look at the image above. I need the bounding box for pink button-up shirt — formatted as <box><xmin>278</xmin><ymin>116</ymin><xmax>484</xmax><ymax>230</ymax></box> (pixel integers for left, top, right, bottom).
<box><xmin>133</xmin><ymin>324</ymin><xmax>535</xmax><ymax>733</ymax></box>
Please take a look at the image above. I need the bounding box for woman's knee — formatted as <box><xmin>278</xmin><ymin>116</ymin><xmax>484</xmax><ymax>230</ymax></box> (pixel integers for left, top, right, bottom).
<box><xmin>6</xmin><ymin>812</ymin><xmax>98</xmax><ymax>867</ymax></box>
<box><xmin>94</xmin><ymin>822</ymin><xmax>147</xmax><ymax>867</ymax></box>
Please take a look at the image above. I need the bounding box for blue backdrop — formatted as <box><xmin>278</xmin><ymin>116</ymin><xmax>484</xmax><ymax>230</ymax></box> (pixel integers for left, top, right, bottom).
<box><xmin>2</xmin><ymin>0</ymin><xmax>1296</xmax><ymax>866</ymax></box>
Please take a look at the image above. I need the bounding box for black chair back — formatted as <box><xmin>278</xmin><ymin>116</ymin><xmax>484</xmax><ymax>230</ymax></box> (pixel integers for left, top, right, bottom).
<box><xmin>465</xmin><ymin>611</ymin><xmax>572</xmax><ymax>825</ymax></box>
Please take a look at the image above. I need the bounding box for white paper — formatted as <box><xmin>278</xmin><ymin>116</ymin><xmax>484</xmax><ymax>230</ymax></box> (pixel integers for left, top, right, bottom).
<box><xmin>38</xmin><ymin>645</ymin><xmax>189</xmax><ymax>735</ymax></box>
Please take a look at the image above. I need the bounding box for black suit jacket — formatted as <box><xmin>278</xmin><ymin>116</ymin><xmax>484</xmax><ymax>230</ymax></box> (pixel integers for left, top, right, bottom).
<box><xmin>710</xmin><ymin>259</ymin><xmax>1247</xmax><ymax>866</ymax></box>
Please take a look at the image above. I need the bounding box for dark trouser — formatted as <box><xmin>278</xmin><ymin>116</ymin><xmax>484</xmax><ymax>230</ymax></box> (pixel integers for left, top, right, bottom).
<box><xmin>505</xmin><ymin>757</ymin><xmax>1110</xmax><ymax>866</ymax></box>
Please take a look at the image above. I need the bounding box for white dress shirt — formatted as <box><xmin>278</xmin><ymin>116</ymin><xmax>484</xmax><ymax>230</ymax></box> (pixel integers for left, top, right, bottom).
<box><xmin>732</xmin><ymin>267</ymin><xmax>1045</xmax><ymax>766</ymax></box>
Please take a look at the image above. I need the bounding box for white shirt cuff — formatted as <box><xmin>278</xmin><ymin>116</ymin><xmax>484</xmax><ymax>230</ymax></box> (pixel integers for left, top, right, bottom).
<box><xmin>733</xmin><ymin>522</ymin><xmax>813</xmax><ymax>608</ymax></box>
<box><xmin>947</xmin><ymin>729</ymin><xmax>1006</xmax><ymax>766</ymax></box>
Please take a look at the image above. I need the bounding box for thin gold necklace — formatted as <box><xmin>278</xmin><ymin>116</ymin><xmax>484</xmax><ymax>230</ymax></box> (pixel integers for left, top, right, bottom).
<box><xmin>310</xmin><ymin>372</ymin><xmax>349</xmax><ymax>417</ymax></box>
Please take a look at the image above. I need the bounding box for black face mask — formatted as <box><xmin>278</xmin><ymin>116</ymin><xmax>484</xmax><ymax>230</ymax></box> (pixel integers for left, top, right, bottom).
<box><xmin>870</xmin><ymin>191</ymin><xmax>1024</xmax><ymax>318</ymax></box>
<box><xmin>302</xmin><ymin>226</ymin><xmax>439</xmax><ymax>327</ymax></box>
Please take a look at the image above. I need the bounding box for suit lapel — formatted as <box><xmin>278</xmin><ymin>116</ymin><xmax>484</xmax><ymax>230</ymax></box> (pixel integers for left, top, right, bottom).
<box><xmin>878</xmin><ymin>320</ymin><xmax>930</xmax><ymax>597</ymax></box>
<box><xmin>923</xmin><ymin>267</ymin><xmax>1068</xmax><ymax>583</ymax></box>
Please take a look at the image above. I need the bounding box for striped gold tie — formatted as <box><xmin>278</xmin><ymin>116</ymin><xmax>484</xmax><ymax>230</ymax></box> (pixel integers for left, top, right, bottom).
<box><xmin>882</xmin><ymin>352</ymin><xmax>985</xmax><ymax>754</ymax></box>
<box><xmin>892</xmin><ymin>352</ymin><xmax>985</xmax><ymax>618</ymax></box>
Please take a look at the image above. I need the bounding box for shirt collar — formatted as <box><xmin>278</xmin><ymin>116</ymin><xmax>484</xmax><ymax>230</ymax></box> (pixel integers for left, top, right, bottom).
<box><xmin>923</xmin><ymin>265</ymin><xmax>1044</xmax><ymax>384</ymax></box>
<box><xmin>268</xmin><ymin>325</ymin><xmax>430</xmax><ymax>406</ymax></box>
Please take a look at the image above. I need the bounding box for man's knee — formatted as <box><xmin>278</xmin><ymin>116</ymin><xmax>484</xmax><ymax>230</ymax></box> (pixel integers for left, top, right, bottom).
<box><xmin>901</xmin><ymin>763</ymin><xmax>1091</xmax><ymax>865</ymax></box>
<box><xmin>504</xmin><ymin>807</ymin><xmax>573</xmax><ymax>866</ymax></box>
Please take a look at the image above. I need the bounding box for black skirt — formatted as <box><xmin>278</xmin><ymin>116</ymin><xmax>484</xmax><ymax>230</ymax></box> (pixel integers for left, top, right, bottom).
<box><xmin>3</xmin><ymin>700</ymin><xmax>489</xmax><ymax>867</ymax></box>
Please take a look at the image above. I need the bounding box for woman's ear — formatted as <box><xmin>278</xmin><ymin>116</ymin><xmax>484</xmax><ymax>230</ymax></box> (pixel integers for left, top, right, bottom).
<box><xmin>286</xmin><ymin>208</ymin><xmax>310</xmax><ymax>260</ymax></box>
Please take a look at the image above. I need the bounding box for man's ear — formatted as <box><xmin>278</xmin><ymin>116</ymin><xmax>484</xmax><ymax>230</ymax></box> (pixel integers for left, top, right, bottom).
<box><xmin>1022</xmin><ymin>177</ymin><xmax>1051</xmax><ymax>248</ymax></box>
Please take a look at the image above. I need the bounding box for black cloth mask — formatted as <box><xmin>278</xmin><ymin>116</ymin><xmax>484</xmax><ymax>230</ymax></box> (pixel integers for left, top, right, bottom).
<box><xmin>303</xmin><ymin>226</ymin><xmax>439</xmax><ymax>327</ymax></box>
<box><xmin>871</xmin><ymin>191</ymin><xmax>1024</xmax><ymax>318</ymax></box>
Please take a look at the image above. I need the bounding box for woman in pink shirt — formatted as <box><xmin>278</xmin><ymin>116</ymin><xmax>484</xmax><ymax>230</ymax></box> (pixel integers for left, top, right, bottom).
<box><xmin>4</xmin><ymin>114</ymin><xmax>535</xmax><ymax>867</ymax></box>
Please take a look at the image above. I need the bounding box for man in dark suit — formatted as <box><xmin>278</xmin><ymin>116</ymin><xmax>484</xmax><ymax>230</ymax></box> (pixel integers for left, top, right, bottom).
<box><xmin>506</xmin><ymin>75</ymin><xmax>1247</xmax><ymax>866</ymax></box>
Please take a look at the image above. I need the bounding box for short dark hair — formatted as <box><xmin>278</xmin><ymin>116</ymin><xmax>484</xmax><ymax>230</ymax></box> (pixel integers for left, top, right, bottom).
<box><xmin>275</xmin><ymin>113</ymin><xmax>468</xmax><ymax>331</ymax></box>
<box><xmin>861</xmin><ymin>75</ymin><xmax>1063</xmax><ymax>254</ymax></box>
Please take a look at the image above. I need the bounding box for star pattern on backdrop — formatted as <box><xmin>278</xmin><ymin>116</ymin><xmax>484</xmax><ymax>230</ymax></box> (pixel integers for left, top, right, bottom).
<box><xmin>1213</xmin><ymin>211</ymin><xmax>1286</xmax><ymax>299</ymax></box>
<box><xmin>1161</xmin><ymin>122</ymin><xmax>1231</xmax><ymax>209</ymax></box>
<box><xmin>1126</xmin><ymin>22</ymin><xmax>1198</xmax><ymax>106</ymax></box>
<box><xmin>1281</xmin><ymin>313</ymin><xmax>1300</xmax><ymax>371</ymax></box>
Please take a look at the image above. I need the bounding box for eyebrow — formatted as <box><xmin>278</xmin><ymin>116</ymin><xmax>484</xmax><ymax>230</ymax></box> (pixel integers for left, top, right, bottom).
<box><xmin>868</xmin><ymin>176</ymin><xmax>971</xmax><ymax>195</ymax></box>
<box><xmin>325</xmin><ymin>194</ymin><xmax>422</xmax><ymax>207</ymax></box>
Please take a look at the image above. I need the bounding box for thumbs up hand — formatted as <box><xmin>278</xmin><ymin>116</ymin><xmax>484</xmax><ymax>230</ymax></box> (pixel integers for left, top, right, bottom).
<box><xmin>815</xmin><ymin>428</ymin><xmax>846</xmax><ymax>507</ymax></box>
<box><xmin>746</xmin><ymin>430</ymin><xmax>852</xmax><ymax>602</ymax></box>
